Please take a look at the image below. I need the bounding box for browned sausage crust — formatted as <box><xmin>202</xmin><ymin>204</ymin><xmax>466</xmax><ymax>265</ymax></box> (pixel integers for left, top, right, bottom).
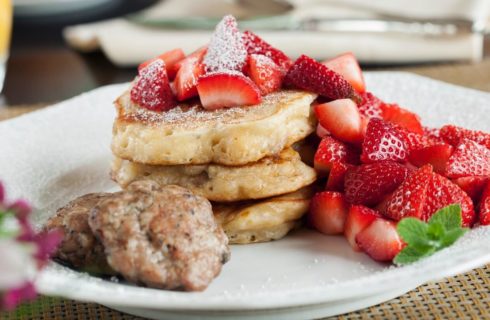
<box><xmin>89</xmin><ymin>180</ymin><xmax>230</xmax><ymax>291</ymax></box>
<box><xmin>43</xmin><ymin>193</ymin><xmax>114</xmax><ymax>274</ymax></box>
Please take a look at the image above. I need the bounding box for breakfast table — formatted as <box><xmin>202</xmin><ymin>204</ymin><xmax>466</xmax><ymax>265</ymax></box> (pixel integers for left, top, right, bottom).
<box><xmin>1</xmin><ymin>19</ymin><xmax>490</xmax><ymax>319</ymax></box>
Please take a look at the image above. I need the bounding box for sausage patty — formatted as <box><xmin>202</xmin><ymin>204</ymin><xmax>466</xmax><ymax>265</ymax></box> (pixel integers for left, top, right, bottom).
<box><xmin>89</xmin><ymin>180</ymin><xmax>230</xmax><ymax>291</ymax></box>
<box><xmin>43</xmin><ymin>193</ymin><xmax>114</xmax><ymax>274</ymax></box>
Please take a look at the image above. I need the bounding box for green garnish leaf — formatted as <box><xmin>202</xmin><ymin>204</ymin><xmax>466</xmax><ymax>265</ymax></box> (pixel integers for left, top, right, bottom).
<box><xmin>428</xmin><ymin>204</ymin><xmax>462</xmax><ymax>231</ymax></box>
<box><xmin>394</xmin><ymin>245</ymin><xmax>435</xmax><ymax>265</ymax></box>
<box><xmin>395</xmin><ymin>204</ymin><xmax>467</xmax><ymax>266</ymax></box>
<box><xmin>440</xmin><ymin>228</ymin><xmax>468</xmax><ymax>247</ymax></box>
<box><xmin>427</xmin><ymin>222</ymin><xmax>445</xmax><ymax>242</ymax></box>
<box><xmin>397</xmin><ymin>217</ymin><xmax>431</xmax><ymax>247</ymax></box>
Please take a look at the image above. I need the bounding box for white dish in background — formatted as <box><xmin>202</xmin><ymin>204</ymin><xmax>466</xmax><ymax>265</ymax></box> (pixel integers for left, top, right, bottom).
<box><xmin>13</xmin><ymin>0</ymin><xmax>116</xmax><ymax>16</ymax></box>
<box><xmin>0</xmin><ymin>72</ymin><xmax>489</xmax><ymax>319</ymax></box>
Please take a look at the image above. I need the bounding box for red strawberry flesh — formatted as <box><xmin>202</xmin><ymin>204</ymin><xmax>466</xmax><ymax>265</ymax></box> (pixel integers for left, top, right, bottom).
<box><xmin>422</xmin><ymin>173</ymin><xmax>475</xmax><ymax>227</ymax></box>
<box><xmin>453</xmin><ymin>176</ymin><xmax>488</xmax><ymax>202</ymax></box>
<box><xmin>308</xmin><ymin>191</ymin><xmax>349</xmax><ymax>235</ymax></box>
<box><xmin>445</xmin><ymin>139</ymin><xmax>490</xmax><ymax>178</ymax></box>
<box><xmin>326</xmin><ymin>161</ymin><xmax>352</xmax><ymax>192</ymax></box>
<box><xmin>196</xmin><ymin>72</ymin><xmax>261</xmax><ymax>110</ymax></box>
<box><xmin>380</xmin><ymin>103</ymin><xmax>423</xmax><ymax>135</ymax></box>
<box><xmin>356</xmin><ymin>218</ymin><xmax>404</xmax><ymax>262</ymax></box>
<box><xmin>344</xmin><ymin>205</ymin><xmax>381</xmax><ymax>251</ymax></box>
<box><xmin>247</xmin><ymin>54</ymin><xmax>283</xmax><ymax>95</ymax></box>
<box><xmin>242</xmin><ymin>30</ymin><xmax>292</xmax><ymax>72</ymax></box>
<box><xmin>344</xmin><ymin>161</ymin><xmax>409</xmax><ymax>206</ymax></box>
<box><xmin>408</xmin><ymin>143</ymin><xmax>453</xmax><ymax>174</ymax></box>
<box><xmin>382</xmin><ymin>164</ymin><xmax>433</xmax><ymax>221</ymax></box>
<box><xmin>313</xmin><ymin>136</ymin><xmax>359</xmax><ymax>174</ymax></box>
<box><xmin>314</xmin><ymin>99</ymin><xmax>364</xmax><ymax>144</ymax></box>
<box><xmin>138</xmin><ymin>48</ymin><xmax>186</xmax><ymax>80</ymax></box>
<box><xmin>130</xmin><ymin>59</ymin><xmax>176</xmax><ymax>112</ymax></box>
<box><xmin>174</xmin><ymin>49</ymin><xmax>206</xmax><ymax>101</ymax></box>
<box><xmin>284</xmin><ymin>55</ymin><xmax>354</xmax><ymax>100</ymax></box>
<box><xmin>479</xmin><ymin>182</ymin><xmax>490</xmax><ymax>225</ymax></box>
<box><xmin>440</xmin><ymin>125</ymin><xmax>490</xmax><ymax>149</ymax></box>
<box><xmin>357</xmin><ymin>91</ymin><xmax>383</xmax><ymax>119</ymax></box>
<box><xmin>361</xmin><ymin>118</ymin><xmax>409</xmax><ymax>163</ymax></box>
<box><xmin>321</xmin><ymin>52</ymin><xmax>365</xmax><ymax>93</ymax></box>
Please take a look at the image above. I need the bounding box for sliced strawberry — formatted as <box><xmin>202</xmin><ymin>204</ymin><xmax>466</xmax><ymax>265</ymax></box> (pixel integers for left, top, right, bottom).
<box><xmin>361</xmin><ymin>118</ymin><xmax>409</xmax><ymax>163</ymax></box>
<box><xmin>174</xmin><ymin>46</ymin><xmax>207</xmax><ymax>71</ymax></box>
<box><xmin>345</xmin><ymin>205</ymin><xmax>381</xmax><ymax>251</ymax></box>
<box><xmin>440</xmin><ymin>125</ymin><xmax>490</xmax><ymax>149</ymax></box>
<box><xmin>404</xmin><ymin>131</ymin><xmax>435</xmax><ymax>151</ymax></box>
<box><xmin>242</xmin><ymin>30</ymin><xmax>292</xmax><ymax>72</ymax></box>
<box><xmin>344</xmin><ymin>161</ymin><xmax>409</xmax><ymax>206</ymax></box>
<box><xmin>453</xmin><ymin>176</ymin><xmax>488</xmax><ymax>202</ymax></box>
<box><xmin>314</xmin><ymin>136</ymin><xmax>359</xmax><ymax>174</ymax></box>
<box><xmin>382</xmin><ymin>164</ymin><xmax>433</xmax><ymax>221</ymax></box>
<box><xmin>445</xmin><ymin>139</ymin><xmax>490</xmax><ymax>178</ymax></box>
<box><xmin>314</xmin><ymin>99</ymin><xmax>364</xmax><ymax>144</ymax></box>
<box><xmin>247</xmin><ymin>54</ymin><xmax>283</xmax><ymax>95</ymax></box>
<box><xmin>316</xmin><ymin>124</ymin><xmax>330</xmax><ymax>138</ymax></box>
<box><xmin>174</xmin><ymin>49</ymin><xmax>206</xmax><ymax>101</ymax></box>
<box><xmin>284</xmin><ymin>55</ymin><xmax>354</xmax><ymax>100</ymax></box>
<box><xmin>203</xmin><ymin>15</ymin><xmax>247</xmax><ymax>73</ymax></box>
<box><xmin>423</xmin><ymin>126</ymin><xmax>441</xmax><ymax>140</ymax></box>
<box><xmin>130</xmin><ymin>60</ymin><xmax>176</xmax><ymax>112</ymax></box>
<box><xmin>326</xmin><ymin>161</ymin><xmax>352</xmax><ymax>192</ymax></box>
<box><xmin>196</xmin><ymin>72</ymin><xmax>261</xmax><ymax>110</ymax></box>
<box><xmin>408</xmin><ymin>143</ymin><xmax>453</xmax><ymax>174</ymax></box>
<box><xmin>357</xmin><ymin>91</ymin><xmax>383</xmax><ymax>118</ymax></box>
<box><xmin>380</xmin><ymin>103</ymin><xmax>423</xmax><ymax>135</ymax></box>
<box><xmin>138</xmin><ymin>48</ymin><xmax>186</xmax><ymax>80</ymax></box>
<box><xmin>308</xmin><ymin>191</ymin><xmax>349</xmax><ymax>235</ymax></box>
<box><xmin>478</xmin><ymin>182</ymin><xmax>490</xmax><ymax>225</ymax></box>
<box><xmin>422</xmin><ymin>173</ymin><xmax>475</xmax><ymax>227</ymax></box>
<box><xmin>321</xmin><ymin>52</ymin><xmax>365</xmax><ymax>93</ymax></box>
<box><xmin>356</xmin><ymin>218</ymin><xmax>404</xmax><ymax>262</ymax></box>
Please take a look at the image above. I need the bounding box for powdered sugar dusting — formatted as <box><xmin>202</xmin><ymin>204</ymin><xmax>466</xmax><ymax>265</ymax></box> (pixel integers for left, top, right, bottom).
<box><xmin>120</xmin><ymin>89</ymin><xmax>309</xmax><ymax>129</ymax></box>
<box><xmin>203</xmin><ymin>15</ymin><xmax>247</xmax><ymax>73</ymax></box>
<box><xmin>130</xmin><ymin>60</ymin><xmax>175</xmax><ymax>111</ymax></box>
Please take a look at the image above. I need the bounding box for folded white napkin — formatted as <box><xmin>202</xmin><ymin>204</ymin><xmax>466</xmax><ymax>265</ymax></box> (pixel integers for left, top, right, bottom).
<box><xmin>64</xmin><ymin>0</ymin><xmax>489</xmax><ymax>66</ymax></box>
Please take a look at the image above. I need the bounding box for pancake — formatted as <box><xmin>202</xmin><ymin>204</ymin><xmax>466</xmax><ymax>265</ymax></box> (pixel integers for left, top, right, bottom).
<box><xmin>112</xmin><ymin>89</ymin><xmax>317</xmax><ymax>166</ymax></box>
<box><xmin>111</xmin><ymin>147</ymin><xmax>316</xmax><ymax>202</ymax></box>
<box><xmin>213</xmin><ymin>186</ymin><xmax>314</xmax><ymax>244</ymax></box>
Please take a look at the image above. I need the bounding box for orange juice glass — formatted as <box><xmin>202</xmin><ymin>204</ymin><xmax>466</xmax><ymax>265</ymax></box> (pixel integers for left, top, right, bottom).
<box><xmin>0</xmin><ymin>0</ymin><xmax>12</xmax><ymax>92</ymax></box>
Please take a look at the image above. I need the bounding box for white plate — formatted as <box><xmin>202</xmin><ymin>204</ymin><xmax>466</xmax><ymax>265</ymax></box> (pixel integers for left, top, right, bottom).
<box><xmin>1</xmin><ymin>72</ymin><xmax>489</xmax><ymax>318</ymax></box>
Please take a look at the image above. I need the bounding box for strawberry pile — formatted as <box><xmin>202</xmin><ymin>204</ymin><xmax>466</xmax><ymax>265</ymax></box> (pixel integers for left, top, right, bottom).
<box><xmin>130</xmin><ymin>15</ymin><xmax>290</xmax><ymax>111</ymax></box>
<box><xmin>129</xmin><ymin>15</ymin><xmax>490</xmax><ymax>264</ymax></box>
<box><xmin>307</xmin><ymin>53</ymin><xmax>490</xmax><ymax>263</ymax></box>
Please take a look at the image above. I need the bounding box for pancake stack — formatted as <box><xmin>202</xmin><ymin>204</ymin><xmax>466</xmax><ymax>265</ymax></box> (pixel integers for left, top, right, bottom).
<box><xmin>111</xmin><ymin>89</ymin><xmax>318</xmax><ymax>244</ymax></box>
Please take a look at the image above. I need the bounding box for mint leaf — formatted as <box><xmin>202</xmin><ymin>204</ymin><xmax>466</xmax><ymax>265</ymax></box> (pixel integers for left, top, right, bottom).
<box><xmin>394</xmin><ymin>245</ymin><xmax>435</xmax><ymax>265</ymax></box>
<box><xmin>427</xmin><ymin>221</ymin><xmax>445</xmax><ymax>242</ymax></box>
<box><xmin>440</xmin><ymin>228</ymin><xmax>468</xmax><ymax>247</ymax></box>
<box><xmin>397</xmin><ymin>217</ymin><xmax>429</xmax><ymax>245</ymax></box>
<box><xmin>428</xmin><ymin>204</ymin><xmax>462</xmax><ymax>231</ymax></box>
<box><xmin>395</xmin><ymin>205</ymin><xmax>467</xmax><ymax>265</ymax></box>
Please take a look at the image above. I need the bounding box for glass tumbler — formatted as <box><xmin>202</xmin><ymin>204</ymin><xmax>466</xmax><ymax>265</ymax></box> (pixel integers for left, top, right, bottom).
<box><xmin>0</xmin><ymin>0</ymin><xmax>12</xmax><ymax>93</ymax></box>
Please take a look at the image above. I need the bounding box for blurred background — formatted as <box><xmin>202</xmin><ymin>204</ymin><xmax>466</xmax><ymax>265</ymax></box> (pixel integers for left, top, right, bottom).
<box><xmin>2</xmin><ymin>0</ymin><xmax>490</xmax><ymax>106</ymax></box>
